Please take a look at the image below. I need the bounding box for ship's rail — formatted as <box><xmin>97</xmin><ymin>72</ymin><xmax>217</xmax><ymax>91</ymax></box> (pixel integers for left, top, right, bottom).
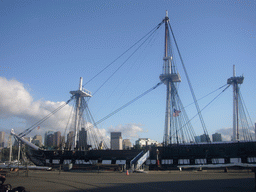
<box><xmin>81</xmin><ymin>87</ymin><xmax>92</xmax><ymax>96</ymax></box>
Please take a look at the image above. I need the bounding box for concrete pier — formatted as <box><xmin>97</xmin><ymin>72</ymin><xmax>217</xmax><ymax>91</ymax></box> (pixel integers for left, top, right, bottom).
<box><xmin>3</xmin><ymin>169</ymin><xmax>255</xmax><ymax>192</ymax></box>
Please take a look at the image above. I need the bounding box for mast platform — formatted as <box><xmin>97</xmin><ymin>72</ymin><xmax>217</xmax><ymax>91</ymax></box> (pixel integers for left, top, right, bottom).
<box><xmin>70</xmin><ymin>77</ymin><xmax>92</xmax><ymax>98</ymax></box>
<box><xmin>227</xmin><ymin>76</ymin><xmax>244</xmax><ymax>85</ymax></box>
<box><xmin>70</xmin><ymin>88</ymin><xmax>92</xmax><ymax>98</ymax></box>
<box><xmin>159</xmin><ymin>73</ymin><xmax>181</xmax><ymax>84</ymax></box>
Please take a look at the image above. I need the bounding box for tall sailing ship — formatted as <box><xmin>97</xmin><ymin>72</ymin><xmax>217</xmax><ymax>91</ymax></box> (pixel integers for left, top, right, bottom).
<box><xmin>11</xmin><ymin>12</ymin><xmax>256</xmax><ymax>170</ymax></box>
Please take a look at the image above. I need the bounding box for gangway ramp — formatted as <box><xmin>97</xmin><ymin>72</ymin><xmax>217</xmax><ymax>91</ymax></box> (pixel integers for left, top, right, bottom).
<box><xmin>130</xmin><ymin>150</ymin><xmax>150</xmax><ymax>171</ymax></box>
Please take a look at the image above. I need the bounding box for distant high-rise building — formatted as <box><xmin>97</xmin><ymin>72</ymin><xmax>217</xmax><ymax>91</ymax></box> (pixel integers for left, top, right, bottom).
<box><xmin>67</xmin><ymin>131</ymin><xmax>74</xmax><ymax>149</ymax></box>
<box><xmin>78</xmin><ymin>128</ymin><xmax>87</xmax><ymax>150</ymax></box>
<box><xmin>61</xmin><ymin>136</ymin><xmax>65</xmax><ymax>148</ymax></box>
<box><xmin>212</xmin><ymin>133</ymin><xmax>222</xmax><ymax>142</ymax></box>
<box><xmin>45</xmin><ymin>131</ymin><xmax>54</xmax><ymax>147</ymax></box>
<box><xmin>44</xmin><ymin>131</ymin><xmax>61</xmax><ymax>148</ymax></box>
<box><xmin>123</xmin><ymin>139</ymin><xmax>132</xmax><ymax>149</ymax></box>
<box><xmin>32</xmin><ymin>135</ymin><xmax>43</xmax><ymax>146</ymax></box>
<box><xmin>111</xmin><ymin>132</ymin><xmax>122</xmax><ymax>150</ymax></box>
<box><xmin>200</xmin><ymin>134</ymin><xmax>210</xmax><ymax>142</ymax></box>
<box><xmin>194</xmin><ymin>136</ymin><xmax>201</xmax><ymax>143</ymax></box>
<box><xmin>0</xmin><ymin>131</ymin><xmax>5</xmax><ymax>148</ymax></box>
<box><xmin>54</xmin><ymin>131</ymin><xmax>61</xmax><ymax>148</ymax></box>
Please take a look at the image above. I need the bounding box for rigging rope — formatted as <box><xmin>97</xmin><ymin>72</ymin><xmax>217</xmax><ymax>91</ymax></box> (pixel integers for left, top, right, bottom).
<box><xmin>86</xmin><ymin>104</ymin><xmax>109</xmax><ymax>149</ymax></box>
<box><xmin>62</xmin><ymin>100</ymin><xmax>76</xmax><ymax>149</ymax></box>
<box><xmin>86</xmin><ymin>82</ymin><xmax>163</xmax><ymax>131</ymax></box>
<box><xmin>92</xmin><ymin>24</ymin><xmax>164</xmax><ymax>97</ymax></box>
<box><xmin>65</xmin><ymin>82</ymin><xmax>163</xmax><ymax>149</ymax></box>
<box><xmin>183</xmin><ymin>84</ymin><xmax>228</xmax><ymax>109</ymax></box>
<box><xmin>168</xmin><ymin>22</ymin><xmax>210</xmax><ymax>142</ymax></box>
<box><xmin>83</xmin><ymin>21</ymin><xmax>164</xmax><ymax>88</ymax></box>
<box><xmin>169</xmin><ymin>84</ymin><xmax>231</xmax><ymax>141</ymax></box>
<box><xmin>19</xmin><ymin>98</ymin><xmax>73</xmax><ymax>137</ymax></box>
<box><xmin>94</xmin><ymin>25</ymin><xmax>161</xmax><ymax>118</ymax></box>
<box><xmin>237</xmin><ymin>87</ymin><xmax>253</xmax><ymax>141</ymax></box>
<box><xmin>169</xmin><ymin>81</ymin><xmax>197</xmax><ymax>143</ymax></box>
<box><xmin>64</xmin><ymin>103</ymin><xmax>74</xmax><ymax>139</ymax></box>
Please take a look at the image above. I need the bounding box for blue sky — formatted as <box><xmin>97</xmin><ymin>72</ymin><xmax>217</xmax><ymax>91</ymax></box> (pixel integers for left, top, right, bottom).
<box><xmin>1</xmin><ymin>0</ymin><xmax>255</xmax><ymax>144</ymax></box>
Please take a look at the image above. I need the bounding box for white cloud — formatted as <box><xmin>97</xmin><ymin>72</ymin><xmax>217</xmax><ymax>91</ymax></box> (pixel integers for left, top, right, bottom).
<box><xmin>215</xmin><ymin>126</ymin><xmax>255</xmax><ymax>141</ymax></box>
<box><xmin>0</xmin><ymin>77</ymin><xmax>142</xmax><ymax>148</ymax></box>
<box><xmin>0</xmin><ymin>77</ymin><xmax>33</xmax><ymax>117</ymax></box>
<box><xmin>214</xmin><ymin>127</ymin><xmax>232</xmax><ymax>141</ymax></box>
<box><xmin>0</xmin><ymin>77</ymin><xmax>72</xmax><ymax>135</ymax></box>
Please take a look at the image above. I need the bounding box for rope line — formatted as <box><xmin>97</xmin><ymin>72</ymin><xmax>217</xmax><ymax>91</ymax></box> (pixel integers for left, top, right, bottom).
<box><xmin>168</xmin><ymin>22</ymin><xmax>210</xmax><ymax>142</ymax></box>
<box><xmin>169</xmin><ymin>84</ymin><xmax>230</xmax><ymax>140</ymax></box>
<box><xmin>183</xmin><ymin>84</ymin><xmax>228</xmax><ymax>109</ymax></box>
<box><xmin>92</xmin><ymin>24</ymin><xmax>163</xmax><ymax>96</ymax></box>
<box><xmin>87</xmin><ymin>82</ymin><xmax>163</xmax><ymax>130</ymax></box>
<box><xmin>19</xmin><ymin>98</ymin><xmax>73</xmax><ymax>137</ymax></box>
<box><xmin>83</xmin><ymin>21</ymin><xmax>164</xmax><ymax>87</ymax></box>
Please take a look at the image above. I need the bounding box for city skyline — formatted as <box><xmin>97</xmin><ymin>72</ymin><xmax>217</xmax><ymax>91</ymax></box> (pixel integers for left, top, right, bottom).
<box><xmin>0</xmin><ymin>129</ymin><xmax>229</xmax><ymax>149</ymax></box>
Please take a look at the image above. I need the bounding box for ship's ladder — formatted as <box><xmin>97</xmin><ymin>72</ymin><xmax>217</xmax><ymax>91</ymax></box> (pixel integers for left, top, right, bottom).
<box><xmin>130</xmin><ymin>150</ymin><xmax>150</xmax><ymax>171</ymax></box>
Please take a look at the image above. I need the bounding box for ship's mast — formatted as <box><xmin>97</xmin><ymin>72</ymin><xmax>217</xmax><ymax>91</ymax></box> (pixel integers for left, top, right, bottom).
<box><xmin>159</xmin><ymin>11</ymin><xmax>181</xmax><ymax>145</ymax></box>
<box><xmin>70</xmin><ymin>77</ymin><xmax>92</xmax><ymax>150</ymax></box>
<box><xmin>227</xmin><ymin>65</ymin><xmax>244</xmax><ymax>141</ymax></box>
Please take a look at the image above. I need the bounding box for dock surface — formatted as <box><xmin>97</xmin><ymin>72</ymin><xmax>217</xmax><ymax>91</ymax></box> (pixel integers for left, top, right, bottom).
<box><xmin>4</xmin><ymin>169</ymin><xmax>255</xmax><ymax>192</ymax></box>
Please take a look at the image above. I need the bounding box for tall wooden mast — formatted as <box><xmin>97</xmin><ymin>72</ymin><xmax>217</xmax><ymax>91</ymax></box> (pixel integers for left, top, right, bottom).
<box><xmin>159</xmin><ymin>11</ymin><xmax>181</xmax><ymax>145</ymax></box>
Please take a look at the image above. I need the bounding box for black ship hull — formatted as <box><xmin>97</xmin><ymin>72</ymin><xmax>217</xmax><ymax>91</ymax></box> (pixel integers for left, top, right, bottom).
<box><xmin>26</xmin><ymin>148</ymin><xmax>142</xmax><ymax>167</ymax></box>
<box><xmin>27</xmin><ymin>141</ymin><xmax>256</xmax><ymax>169</ymax></box>
<box><xmin>149</xmin><ymin>141</ymin><xmax>256</xmax><ymax>169</ymax></box>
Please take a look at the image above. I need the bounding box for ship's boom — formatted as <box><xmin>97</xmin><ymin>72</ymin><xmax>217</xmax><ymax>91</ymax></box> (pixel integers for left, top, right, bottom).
<box><xmin>11</xmin><ymin>129</ymin><xmax>40</xmax><ymax>151</ymax></box>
